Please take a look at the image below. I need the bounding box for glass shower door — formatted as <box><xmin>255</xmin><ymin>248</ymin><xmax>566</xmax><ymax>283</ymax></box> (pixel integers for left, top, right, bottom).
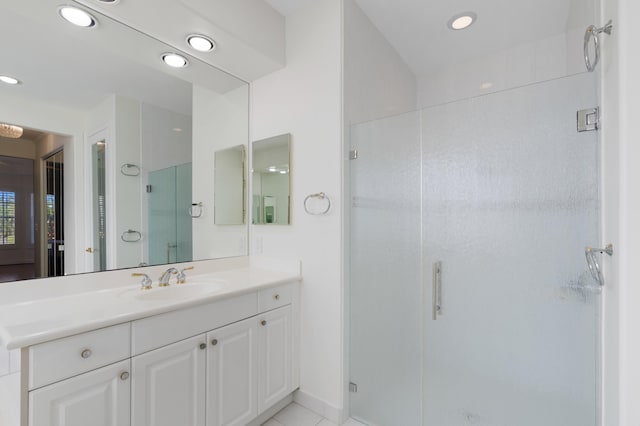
<box><xmin>349</xmin><ymin>111</ymin><xmax>423</xmax><ymax>425</ymax></box>
<box><xmin>422</xmin><ymin>73</ymin><xmax>600</xmax><ymax>426</ymax></box>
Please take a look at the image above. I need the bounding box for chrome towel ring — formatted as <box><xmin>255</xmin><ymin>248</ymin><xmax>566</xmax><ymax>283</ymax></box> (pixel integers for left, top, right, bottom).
<box><xmin>189</xmin><ymin>202</ymin><xmax>203</xmax><ymax>218</ymax></box>
<box><xmin>304</xmin><ymin>192</ymin><xmax>331</xmax><ymax>215</ymax></box>
<box><xmin>121</xmin><ymin>229</ymin><xmax>142</xmax><ymax>242</ymax></box>
<box><xmin>585</xmin><ymin>244</ymin><xmax>613</xmax><ymax>287</ymax></box>
<box><xmin>120</xmin><ymin>163</ymin><xmax>140</xmax><ymax>176</ymax></box>
<box><xmin>584</xmin><ymin>20</ymin><xmax>613</xmax><ymax>72</ymax></box>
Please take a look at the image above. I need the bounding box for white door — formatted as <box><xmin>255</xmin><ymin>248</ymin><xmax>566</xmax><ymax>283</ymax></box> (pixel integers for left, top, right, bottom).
<box><xmin>206</xmin><ymin>317</ymin><xmax>258</xmax><ymax>426</ymax></box>
<box><xmin>258</xmin><ymin>306</ymin><xmax>292</xmax><ymax>412</ymax></box>
<box><xmin>132</xmin><ymin>335</ymin><xmax>206</xmax><ymax>426</ymax></box>
<box><xmin>29</xmin><ymin>359</ymin><xmax>131</xmax><ymax>426</ymax></box>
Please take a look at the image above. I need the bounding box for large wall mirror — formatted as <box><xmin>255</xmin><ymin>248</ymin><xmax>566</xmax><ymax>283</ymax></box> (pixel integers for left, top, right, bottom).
<box><xmin>252</xmin><ymin>134</ymin><xmax>291</xmax><ymax>225</ymax></box>
<box><xmin>0</xmin><ymin>0</ymin><xmax>249</xmax><ymax>283</ymax></box>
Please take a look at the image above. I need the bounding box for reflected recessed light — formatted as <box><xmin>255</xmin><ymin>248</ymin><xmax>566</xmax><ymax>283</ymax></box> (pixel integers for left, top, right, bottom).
<box><xmin>161</xmin><ymin>53</ymin><xmax>189</xmax><ymax>68</ymax></box>
<box><xmin>172</xmin><ymin>127</ymin><xmax>183</xmax><ymax>132</ymax></box>
<box><xmin>279</xmin><ymin>171</ymin><xmax>287</xmax><ymax>174</ymax></box>
<box><xmin>59</xmin><ymin>6</ymin><xmax>97</xmax><ymax>28</ymax></box>
<box><xmin>480</xmin><ymin>82</ymin><xmax>493</xmax><ymax>90</ymax></box>
<box><xmin>448</xmin><ymin>12</ymin><xmax>477</xmax><ymax>30</ymax></box>
<box><xmin>0</xmin><ymin>75</ymin><xmax>20</xmax><ymax>85</ymax></box>
<box><xmin>187</xmin><ymin>34</ymin><xmax>216</xmax><ymax>52</ymax></box>
<box><xmin>268</xmin><ymin>167</ymin><xmax>277</xmax><ymax>172</ymax></box>
<box><xmin>0</xmin><ymin>123</ymin><xmax>24</xmax><ymax>139</ymax></box>
<box><xmin>96</xmin><ymin>0</ymin><xmax>119</xmax><ymax>3</ymax></box>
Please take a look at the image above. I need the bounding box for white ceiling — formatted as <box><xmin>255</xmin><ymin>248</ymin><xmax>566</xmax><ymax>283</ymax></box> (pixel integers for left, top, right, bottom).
<box><xmin>266</xmin><ymin>0</ymin><xmax>593</xmax><ymax>77</ymax></box>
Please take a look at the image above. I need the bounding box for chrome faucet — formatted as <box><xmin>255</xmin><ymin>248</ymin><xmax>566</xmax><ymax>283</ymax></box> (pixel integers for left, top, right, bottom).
<box><xmin>177</xmin><ymin>266</ymin><xmax>194</xmax><ymax>284</ymax></box>
<box><xmin>158</xmin><ymin>268</ymin><xmax>179</xmax><ymax>287</ymax></box>
<box><xmin>132</xmin><ymin>273</ymin><xmax>153</xmax><ymax>290</ymax></box>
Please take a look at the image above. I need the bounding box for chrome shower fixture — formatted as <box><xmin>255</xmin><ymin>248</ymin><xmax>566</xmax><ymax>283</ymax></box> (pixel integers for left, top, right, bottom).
<box><xmin>585</xmin><ymin>244</ymin><xmax>613</xmax><ymax>287</ymax></box>
<box><xmin>584</xmin><ymin>20</ymin><xmax>613</xmax><ymax>72</ymax></box>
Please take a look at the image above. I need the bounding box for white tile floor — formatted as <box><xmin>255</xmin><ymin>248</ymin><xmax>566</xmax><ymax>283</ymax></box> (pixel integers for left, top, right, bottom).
<box><xmin>264</xmin><ymin>403</ymin><xmax>366</xmax><ymax>426</ymax></box>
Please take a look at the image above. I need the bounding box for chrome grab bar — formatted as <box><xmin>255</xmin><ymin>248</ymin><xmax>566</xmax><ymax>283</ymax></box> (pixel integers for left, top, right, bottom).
<box><xmin>432</xmin><ymin>261</ymin><xmax>442</xmax><ymax>320</ymax></box>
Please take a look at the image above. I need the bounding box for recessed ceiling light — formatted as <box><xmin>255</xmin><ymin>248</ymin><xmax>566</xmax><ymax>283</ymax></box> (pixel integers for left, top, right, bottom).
<box><xmin>96</xmin><ymin>0</ymin><xmax>119</xmax><ymax>3</ymax></box>
<box><xmin>480</xmin><ymin>82</ymin><xmax>494</xmax><ymax>90</ymax></box>
<box><xmin>0</xmin><ymin>75</ymin><xmax>21</xmax><ymax>85</ymax></box>
<box><xmin>279</xmin><ymin>171</ymin><xmax>287</xmax><ymax>174</ymax></box>
<box><xmin>161</xmin><ymin>53</ymin><xmax>189</xmax><ymax>68</ymax></box>
<box><xmin>448</xmin><ymin>12</ymin><xmax>477</xmax><ymax>30</ymax></box>
<box><xmin>59</xmin><ymin>6</ymin><xmax>97</xmax><ymax>28</ymax></box>
<box><xmin>187</xmin><ymin>34</ymin><xmax>216</xmax><ymax>52</ymax></box>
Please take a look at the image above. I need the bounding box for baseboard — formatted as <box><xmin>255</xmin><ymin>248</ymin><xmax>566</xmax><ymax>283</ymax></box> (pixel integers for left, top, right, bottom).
<box><xmin>293</xmin><ymin>389</ymin><xmax>346</xmax><ymax>424</ymax></box>
<box><xmin>246</xmin><ymin>394</ymin><xmax>294</xmax><ymax>426</ymax></box>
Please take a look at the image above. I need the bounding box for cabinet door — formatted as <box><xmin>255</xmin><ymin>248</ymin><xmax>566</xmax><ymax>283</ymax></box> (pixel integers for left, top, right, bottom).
<box><xmin>29</xmin><ymin>359</ymin><xmax>131</xmax><ymax>426</ymax></box>
<box><xmin>132</xmin><ymin>335</ymin><xmax>206</xmax><ymax>426</ymax></box>
<box><xmin>258</xmin><ymin>305</ymin><xmax>293</xmax><ymax>412</ymax></box>
<box><xmin>206</xmin><ymin>317</ymin><xmax>258</xmax><ymax>426</ymax></box>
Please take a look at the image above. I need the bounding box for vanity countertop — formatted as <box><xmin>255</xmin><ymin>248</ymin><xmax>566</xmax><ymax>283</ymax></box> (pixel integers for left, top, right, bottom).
<box><xmin>0</xmin><ymin>257</ymin><xmax>300</xmax><ymax>350</ymax></box>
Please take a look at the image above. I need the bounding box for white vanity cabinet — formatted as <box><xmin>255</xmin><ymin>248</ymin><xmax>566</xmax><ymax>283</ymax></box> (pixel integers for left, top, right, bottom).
<box><xmin>21</xmin><ymin>281</ymin><xmax>298</xmax><ymax>426</ymax></box>
<box><xmin>132</xmin><ymin>334</ymin><xmax>207</xmax><ymax>426</ymax></box>
<box><xmin>258</xmin><ymin>306</ymin><xmax>292</xmax><ymax>413</ymax></box>
<box><xmin>206</xmin><ymin>317</ymin><xmax>258</xmax><ymax>426</ymax></box>
<box><xmin>28</xmin><ymin>359</ymin><xmax>131</xmax><ymax>426</ymax></box>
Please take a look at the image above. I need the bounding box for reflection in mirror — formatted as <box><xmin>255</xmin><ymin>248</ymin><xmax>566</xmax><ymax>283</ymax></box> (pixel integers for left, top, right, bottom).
<box><xmin>252</xmin><ymin>134</ymin><xmax>291</xmax><ymax>225</ymax></box>
<box><xmin>91</xmin><ymin>142</ymin><xmax>107</xmax><ymax>272</ymax></box>
<box><xmin>0</xmin><ymin>1</ymin><xmax>248</xmax><ymax>283</ymax></box>
<box><xmin>214</xmin><ymin>146</ymin><xmax>246</xmax><ymax>225</ymax></box>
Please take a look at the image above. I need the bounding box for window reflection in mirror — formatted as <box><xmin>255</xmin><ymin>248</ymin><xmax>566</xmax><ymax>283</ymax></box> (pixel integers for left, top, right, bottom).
<box><xmin>214</xmin><ymin>145</ymin><xmax>246</xmax><ymax>225</ymax></box>
<box><xmin>252</xmin><ymin>134</ymin><xmax>291</xmax><ymax>225</ymax></box>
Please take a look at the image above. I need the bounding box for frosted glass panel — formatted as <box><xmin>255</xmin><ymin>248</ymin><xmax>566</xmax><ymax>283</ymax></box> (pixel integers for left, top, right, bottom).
<box><xmin>148</xmin><ymin>167</ymin><xmax>177</xmax><ymax>265</ymax></box>
<box><xmin>350</xmin><ymin>111</ymin><xmax>422</xmax><ymax>425</ymax></box>
<box><xmin>421</xmin><ymin>73</ymin><xmax>599</xmax><ymax>426</ymax></box>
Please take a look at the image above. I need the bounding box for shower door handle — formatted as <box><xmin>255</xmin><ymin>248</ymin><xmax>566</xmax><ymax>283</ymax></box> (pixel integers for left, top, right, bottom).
<box><xmin>432</xmin><ymin>261</ymin><xmax>442</xmax><ymax>320</ymax></box>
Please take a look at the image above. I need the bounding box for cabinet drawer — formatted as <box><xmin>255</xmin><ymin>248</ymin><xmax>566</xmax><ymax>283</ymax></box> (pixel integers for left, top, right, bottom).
<box><xmin>257</xmin><ymin>284</ymin><xmax>292</xmax><ymax>312</ymax></box>
<box><xmin>132</xmin><ymin>293</ymin><xmax>257</xmax><ymax>355</ymax></box>
<box><xmin>28</xmin><ymin>323</ymin><xmax>131</xmax><ymax>390</ymax></box>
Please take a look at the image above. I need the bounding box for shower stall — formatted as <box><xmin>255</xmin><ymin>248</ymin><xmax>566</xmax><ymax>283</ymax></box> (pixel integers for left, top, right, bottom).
<box><xmin>347</xmin><ymin>1</ymin><xmax>603</xmax><ymax>425</ymax></box>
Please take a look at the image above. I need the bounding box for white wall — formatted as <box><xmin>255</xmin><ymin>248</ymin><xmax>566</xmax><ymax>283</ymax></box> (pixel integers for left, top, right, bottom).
<box><xmin>114</xmin><ymin>97</ymin><xmax>143</xmax><ymax>268</ymax></box>
<box><xmin>251</xmin><ymin>0</ymin><xmax>344</xmax><ymax>420</ymax></box>
<box><xmin>601</xmin><ymin>0</ymin><xmax>640</xmax><ymax>424</ymax></box>
<box><xmin>192</xmin><ymin>84</ymin><xmax>249</xmax><ymax>260</ymax></box>
<box><xmin>343</xmin><ymin>0</ymin><xmax>417</xmax><ymax>125</ymax></box>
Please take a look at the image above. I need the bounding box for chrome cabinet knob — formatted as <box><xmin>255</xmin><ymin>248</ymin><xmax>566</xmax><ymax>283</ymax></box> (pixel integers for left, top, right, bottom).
<box><xmin>261</xmin><ymin>320</ymin><xmax>267</xmax><ymax>326</ymax></box>
<box><xmin>120</xmin><ymin>371</ymin><xmax>130</xmax><ymax>381</ymax></box>
<box><xmin>211</xmin><ymin>339</ymin><xmax>218</xmax><ymax>346</ymax></box>
<box><xmin>81</xmin><ymin>349</ymin><xmax>92</xmax><ymax>359</ymax></box>
<box><xmin>199</xmin><ymin>343</ymin><xmax>207</xmax><ymax>350</ymax></box>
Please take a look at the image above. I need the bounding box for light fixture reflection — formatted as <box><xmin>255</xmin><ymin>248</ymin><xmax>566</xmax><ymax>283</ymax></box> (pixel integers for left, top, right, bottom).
<box><xmin>161</xmin><ymin>53</ymin><xmax>189</xmax><ymax>68</ymax></box>
<box><xmin>448</xmin><ymin>12</ymin><xmax>477</xmax><ymax>30</ymax></box>
<box><xmin>187</xmin><ymin>35</ymin><xmax>216</xmax><ymax>52</ymax></box>
<box><xmin>59</xmin><ymin>6</ymin><xmax>97</xmax><ymax>28</ymax></box>
<box><xmin>0</xmin><ymin>75</ymin><xmax>20</xmax><ymax>85</ymax></box>
<box><xmin>0</xmin><ymin>123</ymin><xmax>24</xmax><ymax>139</ymax></box>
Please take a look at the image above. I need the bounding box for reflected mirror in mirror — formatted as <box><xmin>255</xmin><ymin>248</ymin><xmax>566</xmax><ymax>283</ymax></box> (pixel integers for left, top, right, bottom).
<box><xmin>252</xmin><ymin>134</ymin><xmax>291</xmax><ymax>225</ymax></box>
<box><xmin>214</xmin><ymin>145</ymin><xmax>246</xmax><ymax>225</ymax></box>
<box><xmin>0</xmin><ymin>1</ymin><xmax>249</xmax><ymax>283</ymax></box>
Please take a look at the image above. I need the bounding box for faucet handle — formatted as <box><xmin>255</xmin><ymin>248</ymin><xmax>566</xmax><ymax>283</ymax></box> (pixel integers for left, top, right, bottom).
<box><xmin>132</xmin><ymin>273</ymin><xmax>153</xmax><ymax>290</ymax></box>
<box><xmin>177</xmin><ymin>266</ymin><xmax>194</xmax><ymax>284</ymax></box>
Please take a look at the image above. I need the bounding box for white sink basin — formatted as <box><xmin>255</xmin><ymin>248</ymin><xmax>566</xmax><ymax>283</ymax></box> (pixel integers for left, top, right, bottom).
<box><xmin>124</xmin><ymin>280</ymin><xmax>228</xmax><ymax>302</ymax></box>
